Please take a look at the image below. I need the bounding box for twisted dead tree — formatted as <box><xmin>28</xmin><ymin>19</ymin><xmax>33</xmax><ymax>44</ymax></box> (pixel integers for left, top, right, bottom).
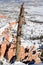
<box><xmin>16</xmin><ymin>3</ymin><xmax>25</xmax><ymax>61</ymax></box>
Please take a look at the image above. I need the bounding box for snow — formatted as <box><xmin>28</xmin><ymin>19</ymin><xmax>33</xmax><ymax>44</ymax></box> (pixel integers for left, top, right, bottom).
<box><xmin>0</xmin><ymin>0</ymin><xmax>43</xmax><ymax>47</ymax></box>
<box><xmin>0</xmin><ymin>23</ymin><xmax>9</xmax><ymax>34</ymax></box>
<box><xmin>14</xmin><ymin>61</ymin><xmax>26</xmax><ymax>65</ymax></box>
<box><xmin>0</xmin><ymin>0</ymin><xmax>43</xmax><ymax>65</ymax></box>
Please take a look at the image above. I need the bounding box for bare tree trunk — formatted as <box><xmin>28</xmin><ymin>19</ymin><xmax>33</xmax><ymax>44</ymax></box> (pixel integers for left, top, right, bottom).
<box><xmin>16</xmin><ymin>3</ymin><xmax>24</xmax><ymax>61</ymax></box>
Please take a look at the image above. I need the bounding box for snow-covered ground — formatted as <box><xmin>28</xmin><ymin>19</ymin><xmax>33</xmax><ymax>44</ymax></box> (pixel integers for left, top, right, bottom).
<box><xmin>0</xmin><ymin>0</ymin><xmax>43</xmax><ymax>64</ymax></box>
<box><xmin>0</xmin><ymin>0</ymin><xmax>43</xmax><ymax>47</ymax></box>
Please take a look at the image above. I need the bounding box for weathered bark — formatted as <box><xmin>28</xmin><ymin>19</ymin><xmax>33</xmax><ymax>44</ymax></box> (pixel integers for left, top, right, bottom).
<box><xmin>16</xmin><ymin>3</ymin><xmax>24</xmax><ymax>61</ymax></box>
